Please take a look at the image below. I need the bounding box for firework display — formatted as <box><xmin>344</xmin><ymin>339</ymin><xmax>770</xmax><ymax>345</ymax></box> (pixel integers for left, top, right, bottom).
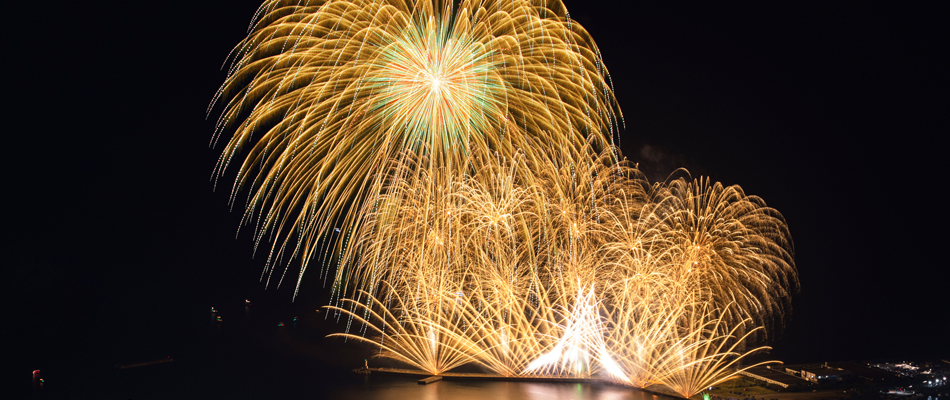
<box><xmin>211</xmin><ymin>0</ymin><xmax>620</xmax><ymax>293</ymax></box>
<box><xmin>213</xmin><ymin>1</ymin><xmax>796</xmax><ymax>398</ymax></box>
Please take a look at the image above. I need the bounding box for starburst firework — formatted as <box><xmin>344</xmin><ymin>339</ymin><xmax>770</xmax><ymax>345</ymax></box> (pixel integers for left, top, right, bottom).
<box><xmin>212</xmin><ymin>0</ymin><xmax>620</xmax><ymax>292</ymax></box>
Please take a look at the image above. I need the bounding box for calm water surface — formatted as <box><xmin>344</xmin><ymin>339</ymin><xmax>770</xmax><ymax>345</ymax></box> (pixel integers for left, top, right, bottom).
<box><xmin>331</xmin><ymin>375</ymin><xmax>665</xmax><ymax>400</ymax></box>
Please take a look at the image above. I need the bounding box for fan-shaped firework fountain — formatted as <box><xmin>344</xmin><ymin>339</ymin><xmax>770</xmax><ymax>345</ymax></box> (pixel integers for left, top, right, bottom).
<box><xmin>212</xmin><ymin>1</ymin><xmax>796</xmax><ymax>398</ymax></box>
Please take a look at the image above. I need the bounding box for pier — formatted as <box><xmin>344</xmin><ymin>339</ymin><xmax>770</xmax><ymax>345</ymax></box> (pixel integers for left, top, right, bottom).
<box><xmin>418</xmin><ymin>376</ymin><xmax>442</xmax><ymax>384</ymax></box>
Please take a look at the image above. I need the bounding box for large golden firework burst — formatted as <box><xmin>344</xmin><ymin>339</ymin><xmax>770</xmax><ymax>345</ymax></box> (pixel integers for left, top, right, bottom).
<box><xmin>211</xmin><ymin>0</ymin><xmax>621</xmax><ymax>292</ymax></box>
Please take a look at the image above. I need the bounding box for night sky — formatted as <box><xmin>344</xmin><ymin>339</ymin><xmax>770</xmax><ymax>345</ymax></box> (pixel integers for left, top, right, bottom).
<box><xmin>6</xmin><ymin>0</ymin><xmax>948</xmax><ymax>382</ymax></box>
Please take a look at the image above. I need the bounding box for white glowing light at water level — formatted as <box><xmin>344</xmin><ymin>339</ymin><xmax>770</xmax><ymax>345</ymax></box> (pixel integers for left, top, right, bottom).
<box><xmin>523</xmin><ymin>284</ymin><xmax>621</xmax><ymax>379</ymax></box>
<box><xmin>519</xmin><ymin>285</ymin><xmax>629</xmax><ymax>383</ymax></box>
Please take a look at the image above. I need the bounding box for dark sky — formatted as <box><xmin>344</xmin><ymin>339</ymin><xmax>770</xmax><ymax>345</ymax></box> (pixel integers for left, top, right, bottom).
<box><xmin>6</xmin><ymin>0</ymin><xmax>948</xmax><ymax>371</ymax></box>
